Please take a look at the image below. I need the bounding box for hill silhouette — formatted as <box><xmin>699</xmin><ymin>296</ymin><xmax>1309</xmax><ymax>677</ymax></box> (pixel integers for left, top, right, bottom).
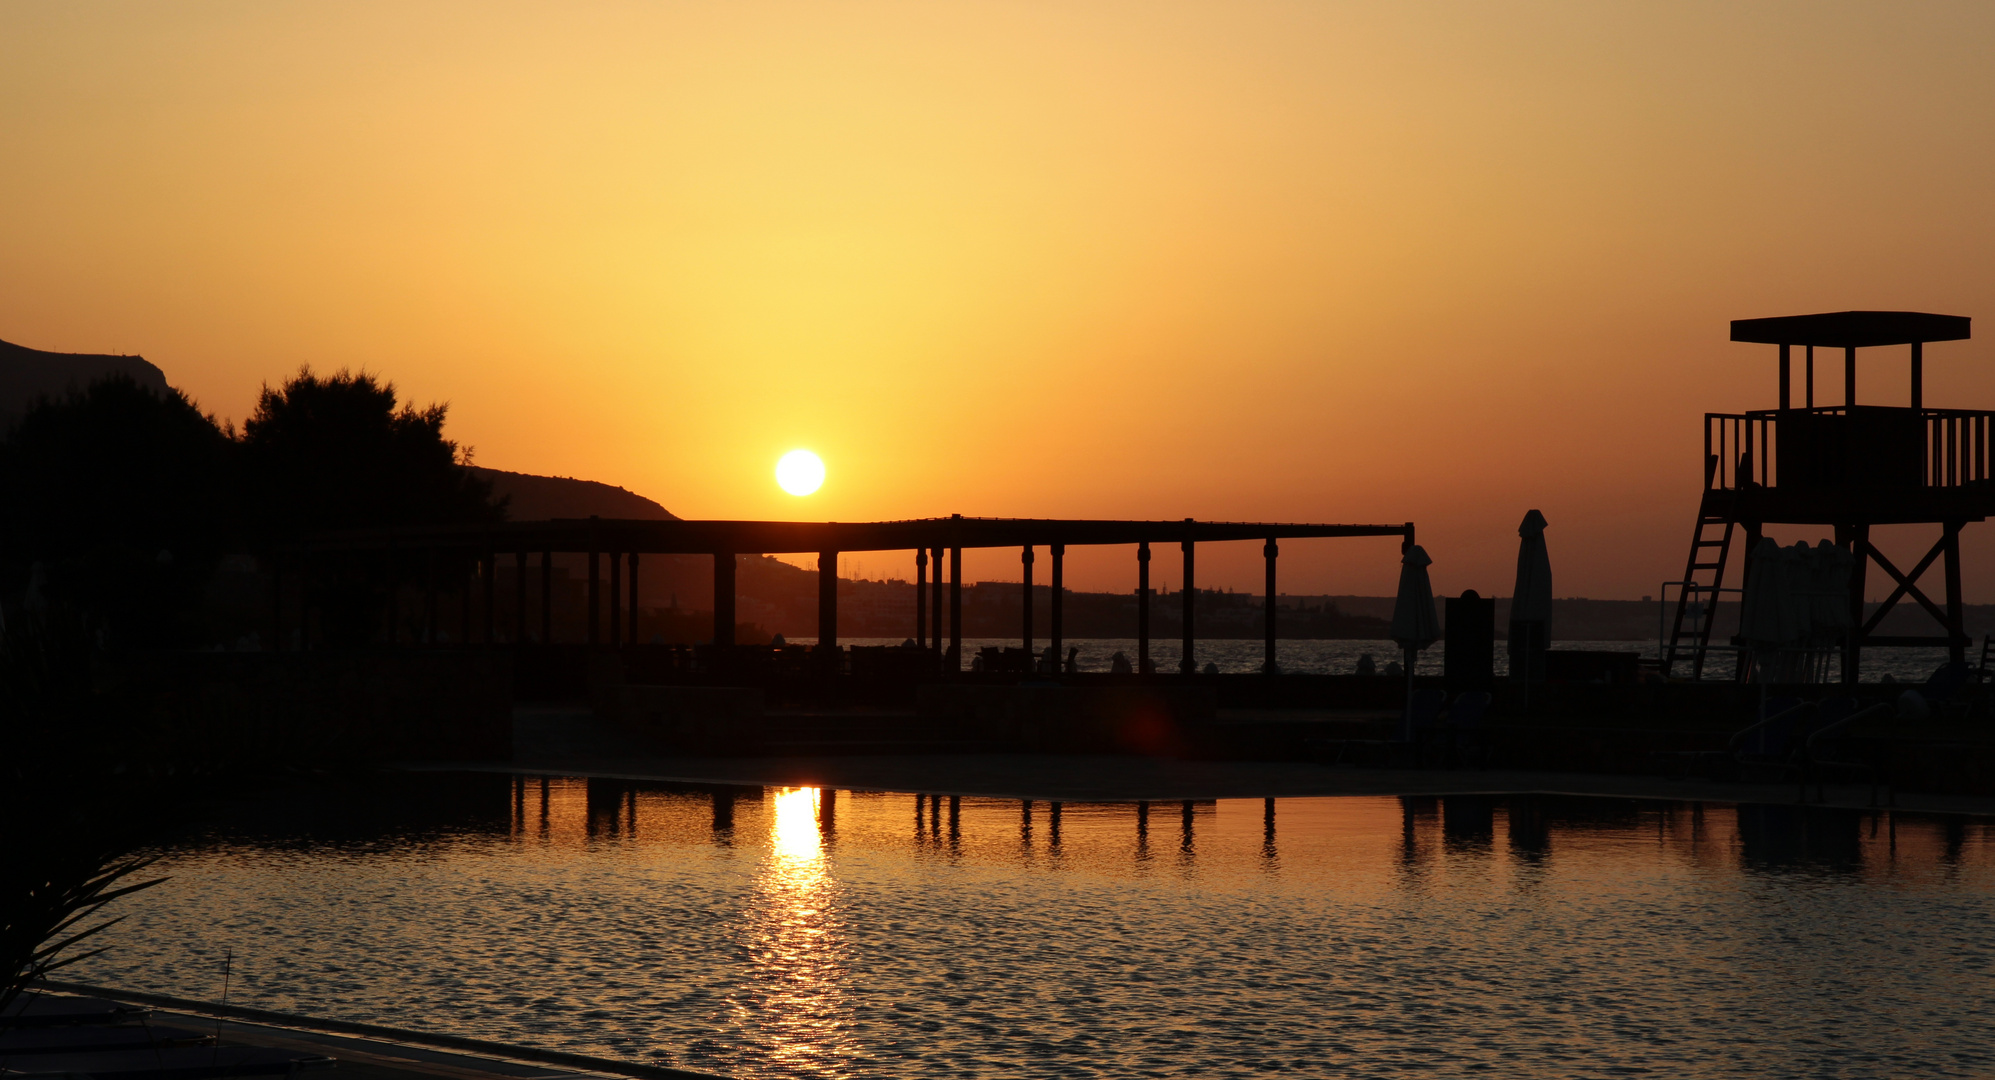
<box><xmin>0</xmin><ymin>339</ymin><xmax>170</xmax><ymax>427</ymax></box>
<box><xmin>471</xmin><ymin>467</ymin><xmax>678</xmax><ymax>522</ymax></box>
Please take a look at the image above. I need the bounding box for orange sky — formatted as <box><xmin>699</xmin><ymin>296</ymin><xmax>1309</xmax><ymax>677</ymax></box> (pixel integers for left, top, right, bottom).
<box><xmin>6</xmin><ymin>1</ymin><xmax>1995</xmax><ymax>599</ymax></box>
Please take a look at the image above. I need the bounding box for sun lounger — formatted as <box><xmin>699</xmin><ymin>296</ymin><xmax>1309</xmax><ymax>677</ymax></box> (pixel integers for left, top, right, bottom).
<box><xmin>0</xmin><ymin>1026</ymin><xmax>212</xmax><ymax>1056</ymax></box>
<box><xmin>1307</xmin><ymin>688</ymin><xmax>1450</xmax><ymax>767</ymax></box>
<box><xmin>1430</xmin><ymin>691</ymin><xmax>1494</xmax><ymax>767</ymax></box>
<box><xmin>0</xmin><ymin>997</ymin><xmax>150</xmax><ymax>1030</ymax></box>
<box><xmin>0</xmin><ymin>1045</ymin><xmax>333</xmax><ymax>1080</ymax></box>
<box><xmin>1802</xmin><ymin>695</ymin><xmax>1895</xmax><ymax>805</ymax></box>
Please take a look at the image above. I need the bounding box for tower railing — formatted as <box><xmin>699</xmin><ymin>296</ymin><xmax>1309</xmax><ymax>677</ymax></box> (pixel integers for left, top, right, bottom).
<box><xmin>1703</xmin><ymin>407</ymin><xmax>1995</xmax><ymax>492</ymax></box>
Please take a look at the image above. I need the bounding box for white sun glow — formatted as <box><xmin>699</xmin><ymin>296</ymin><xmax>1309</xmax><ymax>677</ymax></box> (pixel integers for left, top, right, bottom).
<box><xmin>776</xmin><ymin>449</ymin><xmax>825</xmax><ymax>496</ymax></box>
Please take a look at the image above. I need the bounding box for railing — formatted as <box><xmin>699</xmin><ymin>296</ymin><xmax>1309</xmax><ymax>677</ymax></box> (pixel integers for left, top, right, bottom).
<box><xmin>1704</xmin><ymin>412</ymin><xmax>1771</xmax><ymax>490</ymax></box>
<box><xmin>1924</xmin><ymin>408</ymin><xmax>1992</xmax><ymax>488</ymax></box>
<box><xmin>1704</xmin><ymin>407</ymin><xmax>1995</xmax><ymax>492</ymax></box>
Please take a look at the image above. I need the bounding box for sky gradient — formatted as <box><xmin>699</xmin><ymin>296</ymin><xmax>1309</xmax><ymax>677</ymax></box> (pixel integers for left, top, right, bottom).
<box><xmin>6</xmin><ymin>1</ymin><xmax>1995</xmax><ymax>598</ymax></box>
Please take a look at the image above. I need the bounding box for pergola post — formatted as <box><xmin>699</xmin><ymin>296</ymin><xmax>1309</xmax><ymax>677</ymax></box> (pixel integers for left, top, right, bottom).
<box><xmin>268</xmin><ymin>553</ymin><xmax>283</xmax><ymax>652</ymax></box>
<box><xmin>460</xmin><ymin>555</ymin><xmax>472</xmax><ymax>645</ymax></box>
<box><xmin>425</xmin><ymin>547</ymin><xmax>438</xmax><ymax>646</ymax></box>
<box><xmin>1050</xmin><ymin>543</ymin><xmax>1064</xmax><ymax>672</ymax></box>
<box><xmin>1022</xmin><ymin>545</ymin><xmax>1035</xmax><ymax>658</ymax></box>
<box><xmin>1913</xmin><ymin>341</ymin><xmax>1924</xmax><ymax>410</ymax></box>
<box><xmin>514</xmin><ymin>550</ymin><xmax>527</xmax><ymax>644</ymax></box>
<box><xmin>540</xmin><ymin>549</ymin><xmax>552</xmax><ymax>645</ymax></box>
<box><xmin>384</xmin><ymin>547</ymin><xmax>397</xmax><ymax>645</ymax></box>
<box><xmin>1778</xmin><ymin>344</ymin><xmax>1791</xmax><ymax>410</ymax></box>
<box><xmin>1137</xmin><ymin>542</ymin><xmax>1151</xmax><ymax>675</ymax></box>
<box><xmin>818</xmin><ymin>550</ymin><xmax>839</xmax><ymax>661</ymax></box>
<box><xmin>714</xmin><ymin>552</ymin><xmax>736</xmax><ymax>648</ymax></box>
<box><xmin>949</xmin><ymin>545</ymin><xmax>962</xmax><ymax>673</ymax></box>
<box><xmin>587</xmin><ymin>546</ymin><xmax>600</xmax><ymax>647</ymax></box>
<box><xmin>915</xmin><ymin>548</ymin><xmax>928</xmax><ymax>648</ymax></box>
<box><xmin>930</xmin><ymin>547</ymin><xmax>944</xmax><ymax>653</ymax></box>
<box><xmin>609</xmin><ymin>548</ymin><xmax>622</xmax><ymax>647</ymax></box>
<box><xmin>1180</xmin><ymin>529</ymin><xmax>1196</xmax><ymax>674</ymax></box>
<box><xmin>1263</xmin><ymin>538</ymin><xmax>1278</xmax><ymax>674</ymax></box>
<box><xmin>483</xmin><ymin>550</ymin><xmax>496</xmax><ymax>644</ymax></box>
<box><xmin>627</xmin><ymin>552</ymin><xmax>640</xmax><ymax>644</ymax></box>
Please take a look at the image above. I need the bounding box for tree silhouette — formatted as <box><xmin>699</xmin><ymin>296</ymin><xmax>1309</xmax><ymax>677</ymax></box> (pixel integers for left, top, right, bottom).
<box><xmin>0</xmin><ymin>377</ymin><xmax>235</xmax><ymax>647</ymax></box>
<box><xmin>239</xmin><ymin>369</ymin><xmax>504</xmax><ymax>645</ymax></box>
<box><xmin>239</xmin><ymin>368</ymin><xmax>502</xmax><ymax>540</ymax></box>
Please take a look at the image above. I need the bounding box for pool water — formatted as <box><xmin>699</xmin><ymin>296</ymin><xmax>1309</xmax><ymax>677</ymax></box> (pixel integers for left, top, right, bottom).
<box><xmin>74</xmin><ymin>773</ymin><xmax>1995</xmax><ymax>1078</ymax></box>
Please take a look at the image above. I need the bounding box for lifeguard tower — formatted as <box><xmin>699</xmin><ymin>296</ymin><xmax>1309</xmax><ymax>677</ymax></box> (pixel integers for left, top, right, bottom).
<box><xmin>1664</xmin><ymin>310</ymin><xmax>1978</xmax><ymax>683</ymax></box>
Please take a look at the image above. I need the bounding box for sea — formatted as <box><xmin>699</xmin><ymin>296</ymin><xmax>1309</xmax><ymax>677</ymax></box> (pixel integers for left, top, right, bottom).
<box><xmin>790</xmin><ymin>637</ymin><xmax>1955</xmax><ymax>683</ymax></box>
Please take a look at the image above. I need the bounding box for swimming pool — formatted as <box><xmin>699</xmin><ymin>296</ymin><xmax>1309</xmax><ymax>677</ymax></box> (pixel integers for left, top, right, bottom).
<box><xmin>72</xmin><ymin>772</ymin><xmax>1995</xmax><ymax>1078</ymax></box>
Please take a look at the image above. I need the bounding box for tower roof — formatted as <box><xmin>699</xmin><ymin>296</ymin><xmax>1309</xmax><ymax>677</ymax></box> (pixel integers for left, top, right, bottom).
<box><xmin>1730</xmin><ymin>310</ymin><xmax>1970</xmax><ymax>348</ymax></box>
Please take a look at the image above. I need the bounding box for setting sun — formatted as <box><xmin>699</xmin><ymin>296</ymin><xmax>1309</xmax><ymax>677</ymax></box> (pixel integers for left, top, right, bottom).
<box><xmin>776</xmin><ymin>450</ymin><xmax>825</xmax><ymax>497</ymax></box>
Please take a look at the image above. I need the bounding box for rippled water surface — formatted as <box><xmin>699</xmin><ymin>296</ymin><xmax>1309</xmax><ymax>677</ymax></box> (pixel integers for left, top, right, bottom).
<box><xmin>77</xmin><ymin>773</ymin><xmax>1995</xmax><ymax>1078</ymax></box>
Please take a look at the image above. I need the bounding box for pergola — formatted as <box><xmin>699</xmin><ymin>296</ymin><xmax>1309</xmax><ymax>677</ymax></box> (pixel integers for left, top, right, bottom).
<box><xmin>283</xmin><ymin>515</ymin><xmax>1415</xmax><ymax>673</ymax></box>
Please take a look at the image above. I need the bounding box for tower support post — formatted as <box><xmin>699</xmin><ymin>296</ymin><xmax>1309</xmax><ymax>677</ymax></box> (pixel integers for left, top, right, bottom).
<box><xmin>1840</xmin><ymin>523</ymin><xmax>1870</xmax><ymax>685</ymax></box>
<box><xmin>1945</xmin><ymin>519</ymin><xmax>1966</xmax><ymax>667</ymax></box>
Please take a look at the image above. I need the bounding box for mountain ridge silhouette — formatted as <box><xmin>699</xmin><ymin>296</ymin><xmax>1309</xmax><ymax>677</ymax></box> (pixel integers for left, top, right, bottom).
<box><xmin>0</xmin><ymin>338</ymin><xmax>171</xmax><ymax>426</ymax></box>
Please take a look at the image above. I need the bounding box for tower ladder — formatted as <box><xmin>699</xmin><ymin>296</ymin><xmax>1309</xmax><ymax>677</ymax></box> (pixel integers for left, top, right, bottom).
<box><xmin>1662</xmin><ymin>497</ymin><xmax>1738</xmax><ymax>680</ymax></box>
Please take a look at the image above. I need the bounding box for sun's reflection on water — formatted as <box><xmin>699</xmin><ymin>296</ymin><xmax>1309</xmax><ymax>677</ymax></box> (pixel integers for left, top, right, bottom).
<box><xmin>772</xmin><ymin>785</ymin><xmax>824</xmax><ymax>863</ymax></box>
<box><xmin>733</xmin><ymin>786</ymin><xmax>855</xmax><ymax>1076</ymax></box>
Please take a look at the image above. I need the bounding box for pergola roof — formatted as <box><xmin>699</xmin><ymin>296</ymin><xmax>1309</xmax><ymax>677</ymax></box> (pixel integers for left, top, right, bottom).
<box><xmin>1730</xmin><ymin>310</ymin><xmax>1970</xmax><ymax>349</ymax></box>
<box><xmin>288</xmin><ymin>516</ymin><xmax>1415</xmax><ymax>555</ymax></box>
